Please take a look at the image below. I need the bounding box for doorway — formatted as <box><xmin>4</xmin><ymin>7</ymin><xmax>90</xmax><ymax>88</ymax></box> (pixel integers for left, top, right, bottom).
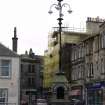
<box><xmin>56</xmin><ymin>87</ymin><xmax>64</xmax><ymax>99</ymax></box>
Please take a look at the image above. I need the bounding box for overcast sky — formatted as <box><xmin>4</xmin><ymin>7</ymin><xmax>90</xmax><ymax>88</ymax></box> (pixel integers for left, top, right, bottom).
<box><xmin>0</xmin><ymin>0</ymin><xmax>105</xmax><ymax>55</ymax></box>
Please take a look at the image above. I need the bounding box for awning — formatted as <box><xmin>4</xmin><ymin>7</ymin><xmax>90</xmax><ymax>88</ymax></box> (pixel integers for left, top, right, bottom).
<box><xmin>69</xmin><ymin>89</ymin><xmax>81</xmax><ymax>96</ymax></box>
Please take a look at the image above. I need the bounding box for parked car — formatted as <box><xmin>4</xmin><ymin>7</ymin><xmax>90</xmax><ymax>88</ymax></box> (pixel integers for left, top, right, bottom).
<box><xmin>70</xmin><ymin>99</ymin><xmax>81</xmax><ymax>105</ymax></box>
<box><xmin>36</xmin><ymin>98</ymin><xmax>47</xmax><ymax>105</ymax></box>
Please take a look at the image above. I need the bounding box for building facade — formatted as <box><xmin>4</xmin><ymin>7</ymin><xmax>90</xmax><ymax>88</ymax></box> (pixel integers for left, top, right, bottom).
<box><xmin>43</xmin><ymin>24</ymin><xmax>90</xmax><ymax>89</ymax></box>
<box><xmin>20</xmin><ymin>49</ymin><xmax>43</xmax><ymax>105</ymax></box>
<box><xmin>0</xmin><ymin>43</ymin><xmax>20</xmax><ymax>105</ymax></box>
<box><xmin>70</xmin><ymin>17</ymin><xmax>105</xmax><ymax>105</ymax></box>
<box><xmin>11</xmin><ymin>27</ymin><xmax>44</xmax><ymax>105</ymax></box>
<box><xmin>44</xmin><ymin>16</ymin><xmax>105</xmax><ymax>105</ymax></box>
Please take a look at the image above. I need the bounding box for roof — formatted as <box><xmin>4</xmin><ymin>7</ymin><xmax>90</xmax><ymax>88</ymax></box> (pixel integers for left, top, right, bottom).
<box><xmin>53</xmin><ymin>72</ymin><xmax>68</xmax><ymax>83</ymax></box>
<box><xmin>20</xmin><ymin>54</ymin><xmax>43</xmax><ymax>63</ymax></box>
<box><xmin>81</xmin><ymin>33</ymin><xmax>99</xmax><ymax>42</ymax></box>
<box><xmin>0</xmin><ymin>43</ymin><xmax>19</xmax><ymax>57</ymax></box>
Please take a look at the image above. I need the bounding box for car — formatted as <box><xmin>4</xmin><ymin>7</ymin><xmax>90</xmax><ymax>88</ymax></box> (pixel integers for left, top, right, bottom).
<box><xmin>70</xmin><ymin>99</ymin><xmax>81</xmax><ymax>105</ymax></box>
<box><xmin>36</xmin><ymin>98</ymin><xmax>47</xmax><ymax>105</ymax></box>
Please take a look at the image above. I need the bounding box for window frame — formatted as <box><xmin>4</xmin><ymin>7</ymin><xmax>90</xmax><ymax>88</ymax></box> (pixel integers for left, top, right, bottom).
<box><xmin>0</xmin><ymin>59</ymin><xmax>11</xmax><ymax>78</ymax></box>
<box><xmin>0</xmin><ymin>88</ymin><xmax>8</xmax><ymax>104</ymax></box>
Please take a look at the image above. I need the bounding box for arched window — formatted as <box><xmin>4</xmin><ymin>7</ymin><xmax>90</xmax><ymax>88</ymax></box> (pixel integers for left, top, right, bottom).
<box><xmin>56</xmin><ymin>87</ymin><xmax>64</xmax><ymax>99</ymax></box>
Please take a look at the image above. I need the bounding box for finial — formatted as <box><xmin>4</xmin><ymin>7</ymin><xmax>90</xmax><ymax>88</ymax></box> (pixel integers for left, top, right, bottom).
<box><xmin>29</xmin><ymin>48</ymin><xmax>35</xmax><ymax>58</ymax></box>
<box><xmin>29</xmin><ymin>48</ymin><xmax>33</xmax><ymax>55</ymax></box>
<box><xmin>25</xmin><ymin>50</ymin><xmax>28</xmax><ymax>55</ymax></box>
<box><xmin>14</xmin><ymin>27</ymin><xmax>17</xmax><ymax>37</ymax></box>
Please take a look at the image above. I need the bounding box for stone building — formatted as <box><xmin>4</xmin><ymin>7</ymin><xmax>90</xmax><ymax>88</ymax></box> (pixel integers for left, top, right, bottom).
<box><xmin>43</xmin><ymin>25</ymin><xmax>90</xmax><ymax>90</ymax></box>
<box><xmin>0</xmin><ymin>42</ymin><xmax>20</xmax><ymax>105</ymax></box>
<box><xmin>70</xmin><ymin>17</ymin><xmax>105</xmax><ymax>105</ymax></box>
<box><xmin>20</xmin><ymin>49</ymin><xmax>43</xmax><ymax>105</ymax></box>
<box><xmin>12</xmin><ymin>27</ymin><xmax>44</xmax><ymax>105</ymax></box>
<box><xmin>0</xmin><ymin>26</ymin><xmax>44</xmax><ymax>105</ymax></box>
<box><xmin>44</xmin><ymin>16</ymin><xmax>105</xmax><ymax>105</ymax></box>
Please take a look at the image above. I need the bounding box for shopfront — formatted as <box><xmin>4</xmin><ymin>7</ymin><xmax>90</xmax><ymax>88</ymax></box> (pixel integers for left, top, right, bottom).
<box><xmin>69</xmin><ymin>86</ymin><xmax>83</xmax><ymax>101</ymax></box>
<box><xmin>86</xmin><ymin>82</ymin><xmax>105</xmax><ymax>105</ymax></box>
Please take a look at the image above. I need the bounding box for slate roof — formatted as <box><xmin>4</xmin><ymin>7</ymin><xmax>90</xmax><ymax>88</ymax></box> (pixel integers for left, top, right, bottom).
<box><xmin>0</xmin><ymin>43</ymin><xmax>19</xmax><ymax>57</ymax></box>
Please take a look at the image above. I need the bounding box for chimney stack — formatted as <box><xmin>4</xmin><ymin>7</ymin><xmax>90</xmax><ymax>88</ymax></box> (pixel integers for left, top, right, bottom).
<box><xmin>12</xmin><ymin>27</ymin><xmax>18</xmax><ymax>53</ymax></box>
<box><xmin>86</xmin><ymin>17</ymin><xmax>104</xmax><ymax>34</ymax></box>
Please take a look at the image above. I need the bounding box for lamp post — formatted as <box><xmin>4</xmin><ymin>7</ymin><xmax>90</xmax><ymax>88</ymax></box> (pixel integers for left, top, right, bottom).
<box><xmin>48</xmin><ymin>0</ymin><xmax>72</xmax><ymax>73</ymax></box>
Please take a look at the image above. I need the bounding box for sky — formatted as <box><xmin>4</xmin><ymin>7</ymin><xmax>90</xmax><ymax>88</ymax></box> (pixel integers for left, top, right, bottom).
<box><xmin>0</xmin><ymin>0</ymin><xmax>105</xmax><ymax>55</ymax></box>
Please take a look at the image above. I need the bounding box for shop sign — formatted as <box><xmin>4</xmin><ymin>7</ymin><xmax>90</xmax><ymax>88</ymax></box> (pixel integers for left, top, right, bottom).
<box><xmin>69</xmin><ymin>89</ymin><xmax>81</xmax><ymax>96</ymax></box>
<box><xmin>86</xmin><ymin>81</ymin><xmax>105</xmax><ymax>90</ymax></box>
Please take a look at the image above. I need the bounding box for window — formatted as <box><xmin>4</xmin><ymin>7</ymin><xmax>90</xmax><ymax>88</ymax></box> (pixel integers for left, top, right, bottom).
<box><xmin>87</xmin><ymin>63</ymin><xmax>93</xmax><ymax>77</ymax></box>
<box><xmin>28</xmin><ymin>64</ymin><xmax>35</xmax><ymax>73</ymax></box>
<box><xmin>28</xmin><ymin>77</ymin><xmax>35</xmax><ymax>85</ymax></box>
<box><xmin>76</xmin><ymin>48</ymin><xmax>79</xmax><ymax>59</ymax></box>
<box><xmin>89</xmin><ymin>40</ymin><xmax>93</xmax><ymax>54</ymax></box>
<box><xmin>28</xmin><ymin>64</ymin><xmax>31</xmax><ymax>72</ymax></box>
<box><xmin>86</xmin><ymin>63</ymin><xmax>89</xmax><ymax>77</ymax></box>
<box><xmin>78</xmin><ymin>65</ymin><xmax>81</xmax><ymax>79</ymax></box>
<box><xmin>101</xmin><ymin>31</ymin><xmax>105</xmax><ymax>49</ymax></box>
<box><xmin>71</xmin><ymin>66</ymin><xmax>76</xmax><ymax>81</ymax></box>
<box><xmin>94</xmin><ymin>36</ymin><xmax>99</xmax><ymax>52</ymax></box>
<box><xmin>32</xmin><ymin>65</ymin><xmax>35</xmax><ymax>73</ymax></box>
<box><xmin>90</xmin><ymin>63</ymin><xmax>94</xmax><ymax>76</ymax></box>
<box><xmin>71</xmin><ymin>50</ymin><xmax>74</xmax><ymax>61</ymax></box>
<box><xmin>21</xmin><ymin>64</ymin><xmax>23</xmax><ymax>72</ymax></box>
<box><xmin>78</xmin><ymin>64</ymin><xmax>84</xmax><ymax>79</ymax></box>
<box><xmin>85</xmin><ymin>42</ymin><xmax>89</xmax><ymax>55</ymax></box>
<box><xmin>78</xmin><ymin>46</ymin><xmax>81</xmax><ymax>58</ymax></box>
<box><xmin>75</xmin><ymin>66</ymin><xmax>78</xmax><ymax>80</ymax></box>
<box><xmin>0</xmin><ymin>89</ymin><xmax>8</xmax><ymax>104</ymax></box>
<box><xmin>87</xmin><ymin>89</ymin><xmax>103</xmax><ymax>105</ymax></box>
<box><xmin>0</xmin><ymin>60</ymin><xmax>11</xmax><ymax>77</ymax></box>
<box><xmin>74</xmin><ymin>49</ymin><xmax>76</xmax><ymax>60</ymax></box>
<box><xmin>81</xmin><ymin>66</ymin><xmax>84</xmax><ymax>79</ymax></box>
<box><xmin>71</xmin><ymin>67</ymin><xmax>74</xmax><ymax>80</ymax></box>
<box><xmin>101</xmin><ymin>58</ymin><xmax>105</xmax><ymax>74</ymax></box>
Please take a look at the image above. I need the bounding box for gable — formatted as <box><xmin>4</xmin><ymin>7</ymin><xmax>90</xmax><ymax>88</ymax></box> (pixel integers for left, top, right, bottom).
<box><xmin>0</xmin><ymin>43</ymin><xmax>19</xmax><ymax>57</ymax></box>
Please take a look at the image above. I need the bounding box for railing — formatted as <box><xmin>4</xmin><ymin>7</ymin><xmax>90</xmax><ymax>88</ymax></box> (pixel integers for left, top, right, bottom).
<box><xmin>52</xmin><ymin>27</ymin><xmax>86</xmax><ymax>33</ymax></box>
